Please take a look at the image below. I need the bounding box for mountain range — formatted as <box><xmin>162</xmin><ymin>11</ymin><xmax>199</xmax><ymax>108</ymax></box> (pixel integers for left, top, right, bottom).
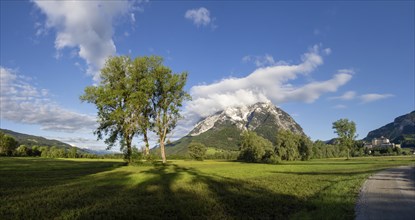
<box><xmin>166</xmin><ymin>102</ymin><xmax>304</xmax><ymax>155</ymax></box>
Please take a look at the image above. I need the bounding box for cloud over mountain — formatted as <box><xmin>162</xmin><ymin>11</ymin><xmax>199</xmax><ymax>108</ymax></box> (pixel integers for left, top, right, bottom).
<box><xmin>168</xmin><ymin>46</ymin><xmax>354</xmax><ymax>139</ymax></box>
<box><xmin>185</xmin><ymin>45</ymin><xmax>353</xmax><ymax>118</ymax></box>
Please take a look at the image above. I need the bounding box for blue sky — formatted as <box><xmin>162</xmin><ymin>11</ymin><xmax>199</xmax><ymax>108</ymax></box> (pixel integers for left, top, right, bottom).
<box><xmin>1</xmin><ymin>1</ymin><xmax>414</xmax><ymax>150</ymax></box>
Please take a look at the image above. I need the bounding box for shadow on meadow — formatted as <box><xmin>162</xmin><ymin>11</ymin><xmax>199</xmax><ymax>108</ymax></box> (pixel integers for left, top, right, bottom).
<box><xmin>0</xmin><ymin>159</ymin><xmax>355</xmax><ymax>219</ymax></box>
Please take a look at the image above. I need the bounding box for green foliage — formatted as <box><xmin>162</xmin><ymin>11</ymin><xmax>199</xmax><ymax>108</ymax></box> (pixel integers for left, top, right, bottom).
<box><xmin>311</xmin><ymin>140</ymin><xmax>349</xmax><ymax>159</ymax></box>
<box><xmin>81</xmin><ymin>56</ymin><xmax>137</xmax><ymax>162</ymax></box>
<box><xmin>81</xmin><ymin>55</ymin><xmax>190</xmax><ymax>164</ymax></box>
<box><xmin>150</xmin><ymin>61</ymin><xmax>191</xmax><ymax>163</ymax></box>
<box><xmin>15</xmin><ymin>145</ymin><xmax>28</xmax><ymax>156</ymax></box>
<box><xmin>188</xmin><ymin>142</ymin><xmax>207</xmax><ymax>161</ymax></box>
<box><xmin>238</xmin><ymin>131</ymin><xmax>275</xmax><ymax>163</ymax></box>
<box><xmin>1</xmin><ymin>157</ymin><xmax>414</xmax><ymax>219</ymax></box>
<box><xmin>274</xmin><ymin>130</ymin><xmax>314</xmax><ymax>161</ymax></box>
<box><xmin>68</xmin><ymin>147</ymin><xmax>78</xmax><ymax>158</ymax></box>
<box><xmin>298</xmin><ymin>136</ymin><xmax>313</xmax><ymax>161</ymax></box>
<box><xmin>332</xmin><ymin>119</ymin><xmax>357</xmax><ymax>148</ymax></box>
<box><xmin>0</xmin><ymin>132</ymin><xmax>19</xmax><ymax>156</ymax></box>
<box><xmin>275</xmin><ymin>129</ymin><xmax>298</xmax><ymax>161</ymax></box>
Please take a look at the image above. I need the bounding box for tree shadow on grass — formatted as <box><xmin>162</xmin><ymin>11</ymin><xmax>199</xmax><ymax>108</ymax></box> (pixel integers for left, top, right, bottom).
<box><xmin>1</xmin><ymin>161</ymin><xmax>355</xmax><ymax>219</ymax></box>
<box><xmin>77</xmin><ymin>164</ymin><xmax>348</xmax><ymax>219</ymax></box>
<box><xmin>0</xmin><ymin>158</ymin><xmax>124</xmax><ymax>189</ymax></box>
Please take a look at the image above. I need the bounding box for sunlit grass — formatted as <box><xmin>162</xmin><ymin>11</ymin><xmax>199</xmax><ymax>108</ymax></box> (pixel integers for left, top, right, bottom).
<box><xmin>0</xmin><ymin>156</ymin><xmax>414</xmax><ymax>219</ymax></box>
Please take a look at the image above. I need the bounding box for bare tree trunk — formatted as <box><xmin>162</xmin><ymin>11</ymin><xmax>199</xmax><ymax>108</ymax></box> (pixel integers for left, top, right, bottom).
<box><xmin>160</xmin><ymin>127</ymin><xmax>168</xmax><ymax>164</ymax></box>
<box><xmin>143</xmin><ymin>132</ymin><xmax>150</xmax><ymax>156</ymax></box>
<box><xmin>160</xmin><ymin>141</ymin><xmax>166</xmax><ymax>163</ymax></box>
<box><xmin>126</xmin><ymin>136</ymin><xmax>132</xmax><ymax>163</ymax></box>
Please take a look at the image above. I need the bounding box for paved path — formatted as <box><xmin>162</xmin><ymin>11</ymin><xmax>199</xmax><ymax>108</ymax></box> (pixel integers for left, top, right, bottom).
<box><xmin>355</xmin><ymin>166</ymin><xmax>415</xmax><ymax>220</ymax></box>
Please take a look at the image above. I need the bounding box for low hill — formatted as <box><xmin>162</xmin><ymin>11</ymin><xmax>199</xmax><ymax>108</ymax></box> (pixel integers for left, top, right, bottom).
<box><xmin>166</xmin><ymin>102</ymin><xmax>304</xmax><ymax>155</ymax></box>
<box><xmin>364</xmin><ymin>111</ymin><xmax>415</xmax><ymax>147</ymax></box>
<box><xmin>0</xmin><ymin>128</ymin><xmax>72</xmax><ymax>149</ymax></box>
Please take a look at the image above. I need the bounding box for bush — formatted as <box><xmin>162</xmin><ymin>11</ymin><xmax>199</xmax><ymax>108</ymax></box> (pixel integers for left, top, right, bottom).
<box><xmin>263</xmin><ymin>151</ymin><xmax>281</xmax><ymax>164</ymax></box>
<box><xmin>238</xmin><ymin>131</ymin><xmax>273</xmax><ymax>163</ymax></box>
<box><xmin>0</xmin><ymin>132</ymin><xmax>19</xmax><ymax>156</ymax></box>
<box><xmin>188</xmin><ymin>142</ymin><xmax>207</xmax><ymax>161</ymax></box>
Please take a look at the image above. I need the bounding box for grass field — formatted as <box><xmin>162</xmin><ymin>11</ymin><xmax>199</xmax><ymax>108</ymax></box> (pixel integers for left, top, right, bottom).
<box><xmin>1</xmin><ymin>156</ymin><xmax>414</xmax><ymax>219</ymax></box>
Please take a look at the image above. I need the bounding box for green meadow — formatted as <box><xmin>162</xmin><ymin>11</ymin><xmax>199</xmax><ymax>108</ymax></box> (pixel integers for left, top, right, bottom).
<box><xmin>1</xmin><ymin>157</ymin><xmax>414</xmax><ymax>219</ymax></box>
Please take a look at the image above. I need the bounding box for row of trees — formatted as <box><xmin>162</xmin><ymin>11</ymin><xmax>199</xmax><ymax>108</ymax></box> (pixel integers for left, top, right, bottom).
<box><xmin>238</xmin><ymin>130</ymin><xmax>312</xmax><ymax>164</ymax></box>
<box><xmin>0</xmin><ymin>137</ymin><xmax>80</xmax><ymax>158</ymax></box>
<box><xmin>81</xmin><ymin>55</ymin><xmax>190</xmax><ymax>163</ymax></box>
<box><xmin>0</xmin><ymin>131</ymin><xmax>122</xmax><ymax>158</ymax></box>
<box><xmin>236</xmin><ymin>118</ymin><xmax>357</xmax><ymax>163</ymax></box>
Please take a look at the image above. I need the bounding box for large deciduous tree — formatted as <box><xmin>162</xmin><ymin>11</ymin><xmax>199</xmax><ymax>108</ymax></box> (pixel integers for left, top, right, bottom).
<box><xmin>129</xmin><ymin>56</ymin><xmax>162</xmax><ymax>156</ymax></box>
<box><xmin>151</xmin><ymin>66</ymin><xmax>190</xmax><ymax>163</ymax></box>
<box><xmin>332</xmin><ymin>118</ymin><xmax>357</xmax><ymax>159</ymax></box>
<box><xmin>275</xmin><ymin>129</ymin><xmax>312</xmax><ymax>161</ymax></box>
<box><xmin>81</xmin><ymin>56</ymin><xmax>138</xmax><ymax>162</ymax></box>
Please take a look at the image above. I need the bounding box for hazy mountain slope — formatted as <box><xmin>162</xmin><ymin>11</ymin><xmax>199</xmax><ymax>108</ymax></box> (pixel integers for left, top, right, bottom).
<box><xmin>364</xmin><ymin>111</ymin><xmax>415</xmax><ymax>147</ymax></box>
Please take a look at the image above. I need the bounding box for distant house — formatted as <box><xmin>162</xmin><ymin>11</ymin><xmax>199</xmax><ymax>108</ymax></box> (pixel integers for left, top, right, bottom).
<box><xmin>364</xmin><ymin>136</ymin><xmax>399</xmax><ymax>149</ymax></box>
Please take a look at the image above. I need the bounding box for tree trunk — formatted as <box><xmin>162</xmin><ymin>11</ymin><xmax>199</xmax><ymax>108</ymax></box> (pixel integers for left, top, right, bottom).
<box><xmin>160</xmin><ymin>127</ymin><xmax>168</xmax><ymax>164</ymax></box>
<box><xmin>160</xmin><ymin>141</ymin><xmax>166</xmax><ymax>164</ymax></box>
<box><xmin>143</xmin><ymin>131</ymin><xmax>150</xmax><ymax>156</ymax></box>
<box><xmin>126</xmin><ymin>136</ymin><xmax>132</xmax><ymax>163</ymax></box>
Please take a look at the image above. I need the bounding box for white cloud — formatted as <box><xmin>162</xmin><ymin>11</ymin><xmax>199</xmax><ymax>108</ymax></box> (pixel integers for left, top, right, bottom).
<box><xmin>359</xmin><ymin>93</ymin><xmax>394</xmax><ymax>103</ymax></box>
<box><xmin>329</xmin><ymin>90</ymin><xmax>356</xmax><ymax>100</ymax></box>
<box><xmin>33</xmin><ymin>0</ymin><xmax>138</xmax><ymax>82</ymax></box>
<box><xmin>185</xmin><ymin>7</ymin><xmax>214</xmax><ymax>27</ymax></box>
<box><xmin>0</xmin><ymin>67</ymin><xmax>96</xmax><ymax>132</ymax></box>
<box><xmin>329</xmin><ymin>91</ymin><xmax>393</xmax><ymax>104</ymax></box>
<box><xmin>242</xmin><ymin>54</ymin><xmax>289</xmax><ymax>67</ymax></box>
<box><xmin>183</xmin><ymin>45</ymin><xmax>352</xmax><ymax>119</ymax></box>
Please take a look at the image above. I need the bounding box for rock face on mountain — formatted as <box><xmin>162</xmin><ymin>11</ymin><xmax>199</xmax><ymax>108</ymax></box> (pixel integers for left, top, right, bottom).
<box><xmin>364</xmin><ymin>111</ymin><xmax>415</xmax><ymax>147</ymax></box>
<box><xmin>166</xmin><ymin>102</ymin><xmax>304</xmax><ymax>155</ymax></box>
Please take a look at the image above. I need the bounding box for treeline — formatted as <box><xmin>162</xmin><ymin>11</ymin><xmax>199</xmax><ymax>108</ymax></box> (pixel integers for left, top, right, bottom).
<box><xmin>0</xmin><ymin>132</ymin><xmax>122</xmax><ymax>159</ymax></box>
<box><xmin>232</xmin><ymin>129</ymin><xmax>408</xmax><ymax>164</ymax></box>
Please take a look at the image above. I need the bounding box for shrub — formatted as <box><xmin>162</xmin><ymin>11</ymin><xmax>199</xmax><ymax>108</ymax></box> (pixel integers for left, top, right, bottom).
<box><xmin>188</xmin><ymin>142</ymin><xmax>207</xmax><ymax>161</ymax></box>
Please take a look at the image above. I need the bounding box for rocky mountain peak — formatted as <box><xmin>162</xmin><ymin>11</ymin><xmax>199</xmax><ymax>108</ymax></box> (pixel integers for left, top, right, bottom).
<box><xmin>189</xmin><ymin>102</ymin><xmax>304</xmax><ymax>137</ymax></box>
